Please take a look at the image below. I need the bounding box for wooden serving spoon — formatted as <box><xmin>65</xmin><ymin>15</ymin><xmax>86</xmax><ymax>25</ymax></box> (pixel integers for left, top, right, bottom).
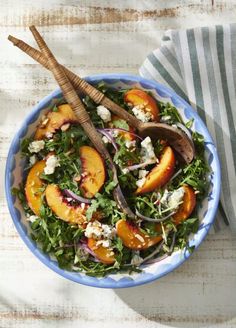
<box><xmin>28</xmin><ymin>26</ymin><xmax>136</xmax><ymax>219</ymax></box>
<box><xmin>8</xmin><ymin>35</ymin><xmax>195</xmax><ymax>164</ymax></box>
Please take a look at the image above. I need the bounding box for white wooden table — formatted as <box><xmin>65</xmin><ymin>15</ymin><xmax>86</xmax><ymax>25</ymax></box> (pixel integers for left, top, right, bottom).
<box><xmin>1</xmin><ymin>1</ymin><xmax>236</xmax><ymax>327</ymax></box>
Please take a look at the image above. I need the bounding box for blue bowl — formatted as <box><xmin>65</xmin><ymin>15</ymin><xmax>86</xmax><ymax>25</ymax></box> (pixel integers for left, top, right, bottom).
<box><xmin>5</xmin><ymin>74</ymin><xmax>220</xmax><ymax>288</ymax></box>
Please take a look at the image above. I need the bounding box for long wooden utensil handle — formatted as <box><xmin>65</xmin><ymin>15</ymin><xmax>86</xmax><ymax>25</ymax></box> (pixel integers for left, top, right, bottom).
<box><xmin>29</xmin><ymin>26</ymin><xmax>109</xmax><ymax>160</ymax></box>
<box><xmin>28</xmin><ymin>26</ymin><xmax>135</xmax><ymax>219</ymax></box>
<box><xmin>8</xmin><ymin>35</ymin><xmax>141</xmax><ymax>130</ymax></box>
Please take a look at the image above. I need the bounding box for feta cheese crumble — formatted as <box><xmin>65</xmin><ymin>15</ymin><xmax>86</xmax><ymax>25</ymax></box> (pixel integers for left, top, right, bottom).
<box><xmin>122</xmin><ymin>168</ymin><xmax>129</xmax><ymax>175</ymax></box>
<box><xmin>44</xmin><ymin>155</ymin><xmax>60</xmax><ymax>175</ymax></box>
<box><xmin>96</xmin><ymin>239</ymin><xmax>112</xmax><ymax>248</ymax></box>
<box><xmin>138</xmin><ymin>169</ymin><xmax>148</xmax><ymax>179</ymax></box>
<box><xmin>102</xmin><ymin>136</ymin><xmax>110</xmax><ymax>144</ymax></box>
<box><xmin>28</xmin><ymin>140</ymin><xmax>45</xmax><ymax>153</ymax></box>
<box><xmin>85</xmin><ymin>221</ymin><xmax>116</xmax><ymax>249</ymax></box>
<box><xmin>161</xmin><ymin>187</ymin><xmax>185</xmax><ymax>211</ymax></box>
<box><xmin>132</xmin><ymin>105</ymin><xmax>152</xmax><ymax>123</ymax></box>
<box><xmin>125</xmin><ymin>140</ymin><xmax>136</xmax><ymax>149</ymax></box>
<box><xmin>131</xmin><ymin>253</ymin><xmax>143</xmax><ymax>265</ymax></box>
<box><xmin>136</xmin><ymin>178</ymin><xmax>146</xmax><ymax>188</ymax></box>
<box><xmin>85</xmin><ymin>220</ymin><xmax>116</xmax><ymax>239</ymax></box>
<box><xmin>26</xmin><ymin>214</ymin><xmax>39</xmax><ymax>223</ymax></box>
<box><xmin>97</xmin><ymin>105</ymin><xmax>111</xmax><ymax>123</ymax></box>
<box><xmin>45</xmin><ymin>132</ymin><xmax>53</xmax><ymax>139</ymax></box>
<box><xmin>136</xmin><ymin>169</ymin><xmax>149</xmax><ymax>188</ymax></box>
<box><xmin>140</xmin><ymin>136</ymin><xmax>157</xmax><ymax>163</ymax></box>
<box><xmin>29</xmin><ymin>155</ymin><xmax>37</xmax><ymax>166</ymax></box>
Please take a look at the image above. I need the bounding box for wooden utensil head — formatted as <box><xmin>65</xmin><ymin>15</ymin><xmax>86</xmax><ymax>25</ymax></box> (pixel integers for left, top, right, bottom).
<box><xmin>138</xmin><ymin>122</ymin><xmax>195</xmax><ymax>164</ymax></box>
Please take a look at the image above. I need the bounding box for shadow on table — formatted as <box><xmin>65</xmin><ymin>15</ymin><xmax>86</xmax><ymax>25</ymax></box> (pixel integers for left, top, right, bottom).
<box><xmin>114</xmin><ymin>230</ymin><xmax>236</xmax><ymax>327</ymax></box>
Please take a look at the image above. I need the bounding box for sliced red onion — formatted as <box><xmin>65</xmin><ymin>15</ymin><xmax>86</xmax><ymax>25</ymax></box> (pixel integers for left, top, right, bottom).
<box><xmin>124</xmin><ymin>240</ymin><xmax>165</xmax><ymax>267</ymax></box>
<box><xmin>145</xmin><ymin>233</ymin><xmax>176</xmax><ymax>264</ymax></box>
<box><xmin>122</xmin><ymin>159</ymin><xmax>155</xmax><ymax>172</ymax></box>
<box><xmin>64</xmin><ymin>189</ymin><xmax>92</xmax><ymax>204</ymax></box>
<box><xmin>140</xmin><ymin>240</ymin><xmax>165</xmax><ymax>264</ymax></box>
<box><xmin>169</xmin><ymin>232</ymin><xmax>176</xmax><ymax>254</ymax></box>
<box><xmin>80</xmin><ymin>243</ymin><xmax>101</xmax><ymax>262</ymax></box>
<box><xmin>175</xmin><ymin>122</ymin><xmax>192</xmax><ymax>141</ymax></box>
<box><xmin>97</xmin><ymin>128</ymin><xmax>119</xmax><ymax>151</ymax></box>
<box><xmin>144</xmin><ymin>253</ymin><xmax>169</xmax><ymax>264</ymax></box>
<box><xmin>135</xmin><ymin>208</ymin><xmax>176</xmax><ymax>222</ymax></box>
<box><xmin>103</xmin><ymin>128</ymin><xmax>143</xmax><ymax>140</ymax></box>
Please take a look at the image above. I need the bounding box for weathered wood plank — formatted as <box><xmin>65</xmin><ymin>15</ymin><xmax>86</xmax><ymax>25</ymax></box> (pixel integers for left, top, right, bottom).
<box><xmin>1</xmin><ymin>1</ymin><xmax>236</xmax><ymax>327</ymax></box>
<box><xmin>0</xmin><ymin>1</ymin><xmax>236</xmax><ymax>27</ymax></box>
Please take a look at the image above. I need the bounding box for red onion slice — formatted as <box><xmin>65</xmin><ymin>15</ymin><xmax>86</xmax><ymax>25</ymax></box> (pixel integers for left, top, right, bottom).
<box><xmin>80</xmin><ymin>243</ymin><xmax>101</xmax><ymax>262</ymax></box>
<box><xmin>175</xmin><ymin>122</ymin><xmax>192</xmax><ymax>141</ymax></box>
<box><xmin>97</xmin><ymin>129</ymin><xmax>119</xmax><ymax>151</ymax></box>
<box><xmin>122</xmin><ymin>159</ymin><xmax>156</xmax><ymax>172</ymax></box>
<box><xmin>124</xmin><ymin>240</ymin><xmax>165</xmax><ymax>267</ymax></box>
<box><xmin>103</xmin><ymin>128</ymin><xmax>143</xmax><ymax>140</ymax></box>
<box><xmin>64</xmin><ymin>189</ymin><xmax>92</xmax><ymax>204</ymax></box>
<box><xmin>140</xmin><ymin>240</ymin><xmax>165</xmax><ymax>264</ymax></box>
<box><xmin>145</xmin><ymin>233</ymin><xmax>176</xmax><ymax>264</ymax></box>
<box><xmin>135</xmin><ymin>208</ymin><xmax>176</xmax><ymax>222</ymax></box>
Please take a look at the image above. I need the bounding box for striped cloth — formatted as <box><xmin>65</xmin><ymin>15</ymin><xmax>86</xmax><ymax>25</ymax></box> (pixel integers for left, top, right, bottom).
<box><xmin>140</xmin><ymin>24</ymin><xmax>236</xmax><ymax>232</ymax></box>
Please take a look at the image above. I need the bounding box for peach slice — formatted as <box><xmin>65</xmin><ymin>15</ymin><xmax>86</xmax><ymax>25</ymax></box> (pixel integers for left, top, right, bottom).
<box><xmin>116</xmin><ymin>219</ymin><xmax>162</xmax><ymax>250</ymax></box>
<box><xmin>124</xmin><ymin>89</ymin><xmax>160</xmax><ymax>122</ymax></box>
<box><xmin>34</xmin><ymin>104</ymin><xmax>78</xmax><ymax>140</ymax></box>
<box><xmin>79</xmin><ymin>146</ymin><xmax>106</xmax><ymax>198</ymax></box>
<box><xmin>173</xmin><ymin>185</ymin><xmax>196</xmax><ymax>225</ymax></box>
<box><xmin>117</xmin><ymin>186</ymin><xmax>196</xmax><ymax>251</ymax></box>
<box><xmin>136</xmin><ymin>146</ymin><xmax>175</xmax><ymax>194</ymax></box>
<box><xmin>25</xmin><ymin>160</ymin><xmax>46</xmax><ymax>216</ymax></box>
<box><xmin>45</xmin><ymin>184</ymin><xmax>89</xmax><ymax>227</ymax></box>
<box><xmin>109</xmin><ymin>115</ymin><xmax>136</xmax><ymax>141</ymax></box>
<box><xmin>87</xmin><ymin>238</ymin><xmax>116</xmax><ymax>264</ymax></box>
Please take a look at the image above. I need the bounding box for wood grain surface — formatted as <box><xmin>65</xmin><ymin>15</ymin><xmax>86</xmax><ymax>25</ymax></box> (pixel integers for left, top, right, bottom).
<box><xmin>1</xmin><ymin>1</ymin><xmax>236</xmax><ymax>327</ymax></box>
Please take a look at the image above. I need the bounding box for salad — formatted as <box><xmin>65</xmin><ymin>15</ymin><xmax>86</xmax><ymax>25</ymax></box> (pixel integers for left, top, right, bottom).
<box><xmin>13</xmin><ymin>84</ymin><xmax>209</xmax><ymax>277</ymax></box>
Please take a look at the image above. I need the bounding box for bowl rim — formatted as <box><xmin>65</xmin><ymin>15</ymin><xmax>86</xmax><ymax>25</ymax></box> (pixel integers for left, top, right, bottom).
<box><xmin>5</xmin><ymin>73</ymin><xmax>221</xmax><ymax>288</ymax></box>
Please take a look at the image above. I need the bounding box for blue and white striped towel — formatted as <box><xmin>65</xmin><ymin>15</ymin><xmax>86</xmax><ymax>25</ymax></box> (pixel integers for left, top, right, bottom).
<box><xmin>140</xmin><ymin>24</ymin><xmax>236</xmax><ymax>232</ymax></box>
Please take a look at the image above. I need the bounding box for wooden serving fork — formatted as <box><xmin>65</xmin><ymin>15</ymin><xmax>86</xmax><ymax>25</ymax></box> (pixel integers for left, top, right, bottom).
<box><xmin>8</xmin><ymin>34</ymin><xmax>194</xmax><ymax>164</ymax></box>
<box><xmin>26</xmin><ymin>26</ymin><xmax>135</xmax><ymax>219</ymax></box>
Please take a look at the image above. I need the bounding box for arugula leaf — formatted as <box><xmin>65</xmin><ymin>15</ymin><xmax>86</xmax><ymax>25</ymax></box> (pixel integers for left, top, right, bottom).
<box><xmin>52</xmin><ymin>105</ymin><xmax>59</xmax><ymax>112</ymax></box>
<box><xmin>192</xmin><ymin>131</ymin><xmax>205</xmax><ymax>155</ymax></box>
<box><xmin>113</xmin><ymin>138</ymin><xmax>140</xmax><ymax>168</ymax></box>
<box><xmin>175</xmin><ymin>217</ymin><xmax>199</xmax><ymax>251</ymax></box>
<box><xmin>111</xmin><ymin>119</ymin><xmax>129</xmax><ymax>130</ymax></box>
<box><xmin>170</xmin><ymin>157</ymin><xmax>209</xmax><ymax>195</ymax></box>
<box><xmin>105</xmin><ymin>180</ymin><xmax>118</xmax><ymax>194</ymax></box>
<box><xmin>185</xmin><ymin>118</ymin><xmax>194</xmax><ymax>129</ymax></box>
<box><xmin>20</xmin><ymin>138</ymin><xmax>32</xmax><ymax>157</ymax></box>
<box><xmin>159</xmin><ymin>102</ymin><xmax>183</xmax><ymax>124</ymax></box>
<box><xmin>11</xmin><ymin>185</ymin><xmax>32</xmax><ymax>213</ymax></box>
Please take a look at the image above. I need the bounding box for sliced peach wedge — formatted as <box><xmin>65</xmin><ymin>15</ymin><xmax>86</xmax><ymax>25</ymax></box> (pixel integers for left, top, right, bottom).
<box><xmin>116</xmin><ymin>186</ymin><xmax>196</xmax><ymax>250</ymax></box>
<box><xmin>87</xmin><ymin>238</ymin><xmax>116</xmax><ymax>264</ymax></box>
<box><xmin>124</xmin><ymin>89</ymin><xmax>160</xmax><ymax>122</ymax></box>
<box><xmin>45</xmin><ymin>184</ymin><xmax>90</xmax><ymax>228</ymax></box>
<box><xmin>79</xmin><ymin>146</ymin><xmax>106</xmax><ymax>198</ymax></box>
<box><xmin>34</xmin><ymin>104</ymin><xmax>78</xmax><ymax>140</ymax></box>
<box><xmin>116</xmin><ymin>219</ymin><xmax>162</xmax><ymax>250</ymax></box>
<box><xmin>25</xmin><ymin>160</ymin><xmax>46</xmax><ymax>216</ymax></box>
<box><xmin>136</xmin><ymin>146</ymin><xmax>175</xmax><ymax>195</ymax></box>
<box><xmin>173</xmin><ymin>185</ymin><xmax>196</xmax><ymax>225</ymax></box>
<box><xmin>108</xmin><ymin>115</ymin><xmax>136</xmax><ymax>141</ymax></box>
<box><xmin>45</xmin><ymin>184</ymin><xmax>88</xmax><ymax>227</ymax></box>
